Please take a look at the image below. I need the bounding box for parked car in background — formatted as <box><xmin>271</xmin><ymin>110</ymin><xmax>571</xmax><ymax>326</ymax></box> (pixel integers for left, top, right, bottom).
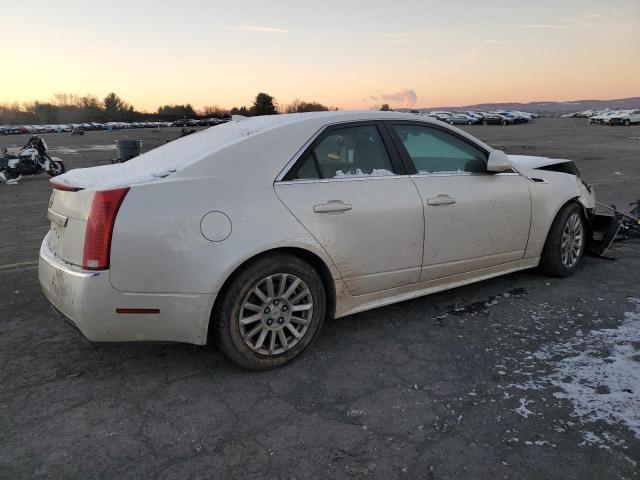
<box><xmin>40</xmin><ymin>111</ymin><xmax>596</xmax><ymax>370</ymax></box>
<box><xmin>446</xmin><ymin>113</ymin><xmax>478</xmax><ymax>125</ymax></box>
<box><xmin>494</xmin><ymin>111</ymin><xmax>526</xmax><ymax>124</ymax></box>
<box><xmin>608</xmin><ymin>110</ymin><xmax>640</xmax><ymax>126</ymax></box>
<box><xmin>427</xmin><ymin>111</ymin><xmax>453</xmax><ymax>122</ymax></box>
<box><xmin>463</xmin><ymin>111</ymin><xmax>485</xmax><ymax>124</ymax></box>
<box><xmin>589</xmin><ymin>110</ymin><xmax>620</xmax><ymax>125</ymax></box>
<box><xmin>511</xmin><ymin>111</ymin><xmax>535</xmax><ymax>123</ymax></box>
<box><xmin>484</xmin><ymin>112</ymin><xmax>512</xmax><ymax>125</ymax></box>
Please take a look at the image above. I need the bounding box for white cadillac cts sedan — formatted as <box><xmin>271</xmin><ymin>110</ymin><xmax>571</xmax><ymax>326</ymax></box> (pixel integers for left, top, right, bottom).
<box><xmin>40</xmin><ymin>111</ymin><xmax>595</xmax><ymax>369</ymax></box>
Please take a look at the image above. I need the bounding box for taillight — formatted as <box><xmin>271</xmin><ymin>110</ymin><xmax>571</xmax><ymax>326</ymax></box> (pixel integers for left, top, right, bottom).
<box><xmin>83</xmin><ymin>187</ymin><xmax>130</xmax><ymax>270</ymax></box>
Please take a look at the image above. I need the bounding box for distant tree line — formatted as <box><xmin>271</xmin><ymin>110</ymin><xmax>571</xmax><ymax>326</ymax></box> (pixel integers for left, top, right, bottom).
<box><xmin>0</xmin><ymin>91</ymin><xmax>337</xmax><ymax>125</ymax></box>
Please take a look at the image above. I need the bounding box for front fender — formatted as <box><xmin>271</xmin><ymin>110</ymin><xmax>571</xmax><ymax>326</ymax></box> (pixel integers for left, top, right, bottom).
<box><xmin>522</xmin><ymin>169</ymin><xmax>594</xmax><ymax>258</ymax></box>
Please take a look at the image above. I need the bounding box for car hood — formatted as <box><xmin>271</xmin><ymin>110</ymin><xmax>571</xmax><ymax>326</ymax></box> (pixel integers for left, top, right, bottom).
<box><xmin>507</xmin><ymin>154</ymin><xmax>572</xmax><ymax>169</ymax></box>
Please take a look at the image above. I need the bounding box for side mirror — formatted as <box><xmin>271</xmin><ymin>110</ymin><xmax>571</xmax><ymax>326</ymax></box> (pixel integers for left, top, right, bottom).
<box><xmin>487</xmin><ymin>150</ymin><xmax>513</xmax><ymax>172</ymax></box>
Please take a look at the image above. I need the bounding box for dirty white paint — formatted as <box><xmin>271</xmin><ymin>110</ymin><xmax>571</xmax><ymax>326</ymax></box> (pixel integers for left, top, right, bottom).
<box><xmin>200</xmin><ymin>211</ymin><xmax>232</xmax><ymax>242</ymax></box>
<box><xmin>38</xmin><ymin>111</ymin><xmax>594</xmax><ymax>347</ymax></box>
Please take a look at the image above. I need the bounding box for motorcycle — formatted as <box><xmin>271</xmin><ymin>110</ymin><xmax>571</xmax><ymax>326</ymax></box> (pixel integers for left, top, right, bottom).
<box><xmin>0</xmin><ymin>136</ymin><xmax>65</xmax><ymax>183</ymax></box>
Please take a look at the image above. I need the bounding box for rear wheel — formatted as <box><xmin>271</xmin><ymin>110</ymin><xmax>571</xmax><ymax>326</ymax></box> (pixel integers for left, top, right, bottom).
<box><xmin>540</xmin><ymin>203</ymin><xmax>586</xmax><ymax>277</ymax></box>
<box><xmin>624</xmin><ymin>119</ymin><xmax>631</xmax><ymax>126</ymax></box>
<box><xmin>214</xmin><ymin>253</ymin><xmax>326</xmax><ymax>370</ymax></box>
<box><xmin>47</xmin><ymin>160</ymin><xmax>65</xmax><ymax>177</ymax></box>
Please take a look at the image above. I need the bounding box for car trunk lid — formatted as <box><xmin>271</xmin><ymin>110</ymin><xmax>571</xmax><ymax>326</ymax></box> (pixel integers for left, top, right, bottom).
<box><xmin>47</xmin><ymin>182</ymin><xmax>94</xmax><ymax>266</ymax></box>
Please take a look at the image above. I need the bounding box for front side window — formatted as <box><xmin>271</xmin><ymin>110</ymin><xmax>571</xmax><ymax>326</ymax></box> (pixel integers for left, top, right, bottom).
<box><xmin>288</xmin><ymin>125</ymin><xmax>395</xmax><ymax>180</ymax></box>
<box><xmin>391</xmin><ymin>124</ymin><xmax>487</xmax><ymax>174</ymax></box>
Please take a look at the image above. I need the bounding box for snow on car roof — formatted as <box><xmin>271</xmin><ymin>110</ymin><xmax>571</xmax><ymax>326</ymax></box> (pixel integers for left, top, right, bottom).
<box><xmin>54</xmin><ymin>112</ymin><xmax>342</xmax><ymax>189</ymax></box>
<box><xmin>53</xmin><ymin>110</ymin><xmax>483</xmax><ymax>189</ymax></box>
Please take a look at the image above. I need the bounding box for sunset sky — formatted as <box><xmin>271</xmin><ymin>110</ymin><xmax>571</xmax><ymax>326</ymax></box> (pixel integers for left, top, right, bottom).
<box><xmin>1</xmin><ymin>0</ymin><xmax>638</xmax><ymax>111</ymax></box>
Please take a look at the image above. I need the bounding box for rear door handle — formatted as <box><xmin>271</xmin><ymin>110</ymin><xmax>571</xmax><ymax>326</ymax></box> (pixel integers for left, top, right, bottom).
<box><xmin>426</xmin><ymin>194</ymin><xmax>456</xmax><ymax>206</ymax></box>
<box><xmin>313</xmin><ymin>200</ymin><xmax>352</xmax><ymax>213</ymax></box>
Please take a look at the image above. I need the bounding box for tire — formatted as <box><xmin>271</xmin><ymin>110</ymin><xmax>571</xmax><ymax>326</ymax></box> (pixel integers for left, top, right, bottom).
<box><xmin>214</xmin><ymin>253</ymin><xmax>326</xmax><ymax>370</ymax></box>
<box><xmin>502</xmin><ymin>120</ymin><xmax>507</xmax><ymax>126</ymax></box>
<box><xmin>539</xmin><ymin>203</ymin><xmax>586</xmax><ymax>277</ymax></box>
<box><xmin>624</xmin><ymin>119</ymin><xmax>630</xmax><ymax>126</ymax></box>
<box><xmin>47</xmin><ymin>161</ymin><xmax>65</xmax><ymax>177</ymax></box>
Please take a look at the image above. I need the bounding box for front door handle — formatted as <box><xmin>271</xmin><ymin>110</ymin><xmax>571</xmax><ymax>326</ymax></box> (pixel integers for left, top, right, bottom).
<box><xmin>313</xmin><ymin>200</ymin><xmax>352</xmax><ymax>213</ymax></box>
<box><xmin>426</xmin><ymin>194</ymin><xmax>456</xmax><ymax>206</ymax></box>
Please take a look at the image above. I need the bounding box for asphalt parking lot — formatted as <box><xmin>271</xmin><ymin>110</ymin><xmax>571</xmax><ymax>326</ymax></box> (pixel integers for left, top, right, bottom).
<box><xmin>1</xmin><ymin>119</ymin><xmax>639</xmax><ymax>479</ymax></box>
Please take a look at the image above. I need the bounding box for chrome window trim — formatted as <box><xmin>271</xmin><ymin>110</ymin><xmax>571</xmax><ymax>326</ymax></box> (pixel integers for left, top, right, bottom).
<box><xmin>277</xmin><ymin>174</ymin><xmax>410</xmax><ymax>186</ymax></box>
<box><xmin>409</xmin><ymin>170</ymin><xmax>520</xmax><ymax>178</ymax></box>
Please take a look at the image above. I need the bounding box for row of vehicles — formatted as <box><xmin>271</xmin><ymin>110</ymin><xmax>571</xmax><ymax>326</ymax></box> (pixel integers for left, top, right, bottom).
<box><xmin>0</xmin><ymin>118</ymin><xmax>229</xmax><ymax>136</ymax></box>
<box><xmin>588</xmin><ymin>110</ymin><xmax>640</xmax><ymax>126</ymax></box>
<box><xmin>562</xmin><ymin>109</ymin><xmax>640</xmax><ymax>126</ymax></box>
<box><xmin>418</xmin><ymin>110</ymin><xmax>537</xmax><ymax>126</ymax></box>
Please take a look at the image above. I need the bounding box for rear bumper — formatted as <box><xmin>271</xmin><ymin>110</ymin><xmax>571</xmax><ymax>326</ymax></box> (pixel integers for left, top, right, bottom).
<box><xmin>38</xmin><ymin>232</ymin><xmax>214</xmax><ymax>345</ymax></box>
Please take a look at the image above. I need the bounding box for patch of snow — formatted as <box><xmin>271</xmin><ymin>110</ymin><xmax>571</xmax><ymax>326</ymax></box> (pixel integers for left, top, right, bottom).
<box><xmin>334</xmin><ymin>168</ymin><xmax>394</xmax><ymax>178</ymax></box>
<box><xmin>547</xmin><ymin>298</ymin><xmax>640</xmax><ymax>438</ymax></box>
<box><xmin>346</xmin><ymin>409</ymin><xmax>365</xmax><ymax>417</ymax></box>
<box><xmin>506</xmin><ymin>298</ymin><xmax>640</xmax><ymax>441</ymax></box>
<box><xmin>54</xmin><ymin>113</ymin><xmax>326</xmax><ymax>189</ymax></box>
<box><xmin>533</xmin><ymin>440</ymin><xmax>556</xmax><ymax>447</ymax></box>
<box><xmin>580</xmin><ymin>431</ymin><xmax>610</xmax><ymax>449</ymax></box>
<box><xmin>515</xmin><ymin>398</ymin><xmax>536</xmax><ymax>418</ymax></box>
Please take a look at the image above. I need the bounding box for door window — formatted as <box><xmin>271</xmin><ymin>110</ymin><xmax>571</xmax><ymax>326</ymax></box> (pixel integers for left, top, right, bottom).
<box><xmin>288</xmin><ymin>125</ymin><xmax>395</xmax><ymax>180</ymax></box>
<box><xmin>391</xmin><ymin>124</ymin><xmax>487</xmax><ymax>174</ymax></box>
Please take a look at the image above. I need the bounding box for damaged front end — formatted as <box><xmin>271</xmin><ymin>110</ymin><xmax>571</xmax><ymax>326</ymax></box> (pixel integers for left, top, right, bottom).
<box><xmin>587</xmin><ymin>201</ymin><xmax>640</xmax><ymax>256</ymax></box>
<box><xmin>509</xmin><ymin>155</ymin><xmax>639</xmax><ymax>257</ymax></box>
<box><xmin>555</xmin><ymin>163</ymin><xmax>639</xmax><ymax>257</ymax></box>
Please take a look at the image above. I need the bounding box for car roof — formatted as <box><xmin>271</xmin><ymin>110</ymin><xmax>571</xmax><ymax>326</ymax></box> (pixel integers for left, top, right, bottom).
<box><xmin>55</xmin><ymin>111</ymin><xmax>494</xmax><ymax>190</ymax></box>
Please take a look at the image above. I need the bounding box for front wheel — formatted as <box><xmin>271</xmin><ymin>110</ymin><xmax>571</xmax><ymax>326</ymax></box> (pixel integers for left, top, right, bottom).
<box><xmin>214</xmin><ymin>253</ymin><xmax>326</xmax><ymax>370</ymax></box>
<box><xmin>47</xmin><ymin>160</ymin><xmax>65</xmax><ymax>177</ymax></box>
<box><xmin>540</xmin><ymin>203</ymin><xmax>586</xmax><ymax>277</ymax></box>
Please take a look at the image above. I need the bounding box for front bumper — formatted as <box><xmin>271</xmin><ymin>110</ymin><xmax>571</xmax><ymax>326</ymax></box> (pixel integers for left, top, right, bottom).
<box><xmin>38</xmin><ymin>232</ymin><xmax>213</xmax><ymax>345</ymax></box>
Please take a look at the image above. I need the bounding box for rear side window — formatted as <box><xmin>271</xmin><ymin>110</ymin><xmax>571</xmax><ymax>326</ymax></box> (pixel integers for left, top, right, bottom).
<box><xmin>391</xmin><ymin>124</ymin><xmax>486</xmax><ymax>174</ymax></box>
<box><xmin>287</xmin><ymin>154</ymin><xmax>319</xmax><ymax>180</ymax></box>
<box><xmin>287</xmin><ymin>125</ymin><xmax>395</xmax><ymax>180</ymax></box>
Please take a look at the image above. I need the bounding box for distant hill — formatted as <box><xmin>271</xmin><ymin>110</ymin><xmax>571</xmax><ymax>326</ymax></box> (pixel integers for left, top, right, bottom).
<box><xmin>401</xmin><ymin>97</ymin><xmax>640</xmax><ymax>115</ymax></box>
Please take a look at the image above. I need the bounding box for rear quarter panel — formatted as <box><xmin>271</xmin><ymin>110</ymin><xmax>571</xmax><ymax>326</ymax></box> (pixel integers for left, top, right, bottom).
<box><xmin>108</xmin><ymin>156</ymin><xmax>337</xmax><ymax>295</ymax></box>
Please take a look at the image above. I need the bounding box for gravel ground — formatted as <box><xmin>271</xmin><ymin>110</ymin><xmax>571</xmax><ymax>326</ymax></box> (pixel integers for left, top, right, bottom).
<box><xmin>0</xmin><ymin>119</ymin><xmax>639</xmax><ymax>479</ymax></box>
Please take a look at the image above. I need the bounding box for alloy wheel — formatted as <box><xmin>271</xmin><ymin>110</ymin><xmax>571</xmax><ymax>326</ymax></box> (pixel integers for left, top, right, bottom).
<box><xmin>561</xmin><ymin>213</ymin><xmax>583</xmax><ymax>268</ymax></box>
<box><xmin>238</xmin><ymin>273</ymin><xmax>313</xmax><ymax>355</ymax></box>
